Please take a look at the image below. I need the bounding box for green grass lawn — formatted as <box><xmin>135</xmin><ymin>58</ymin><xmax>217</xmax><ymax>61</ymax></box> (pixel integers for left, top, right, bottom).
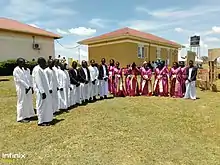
<box><xmin>1</xmin><ymin>76</ymin><xmax>220</xmax><ymax>165</ymax></box>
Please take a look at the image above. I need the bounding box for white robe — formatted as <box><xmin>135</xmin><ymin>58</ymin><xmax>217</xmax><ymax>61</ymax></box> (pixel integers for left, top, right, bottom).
<box><xmin>23</xmin><ymin>68</ymin><xmax>35</xmax><ymax>118</ymax></box>
<box><xmin>57</xmin><ymin>69</ymin><xmax>69</xmax><ymax>109</ymax></box>
<box><xmin>73</xmin><ymin>69</ymin><xmax>81</xmax><ymax>104</ymax></box>
<box><xmin>94</xmin><ymin>66</ymin><xmax>100</xmax><ymax>96</ymax></box>
<box><xmin>34</xmin><ymin>66</ymin><xmax>53</xmax><ymax>124</ymax></box>
<box><xmin>52</xmin><ymin>67</ymin><xmax>59</xmax><ymax>112</ymax></box>
<box><xmin>44</xmin><ymin>67</ymin><xmax>58</xmax><ymax>113</ymax></box>
<box><xmin>64</xmin><ymin>70</ymin><xmax>71</xmax><ymax>107</ymax></box>
<box><xmin>80</xmin><ymin>68</ymin><xmax>90</xmax><ymax>101</ymax></box>
<box><xmin>13</xmin><ymin>66</ymin><xmax>31</xmax><ymax>121</ymax></box>
<box><xmin>184</xmin><ymin>68</ymin><xmax>196</xmax><ymax>100</ymax></box>
<box><xmin>88</xmin><ymin>65</ymin><xmax>98</xmax><ymax>98</ymax></box>
<box><xmin>100</xmin><ymin>65</ymin><xmax>108</xmax><ymax>97</ymax></box>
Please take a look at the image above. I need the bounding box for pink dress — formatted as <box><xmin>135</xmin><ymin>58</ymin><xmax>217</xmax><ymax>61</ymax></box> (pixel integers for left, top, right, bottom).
<box><xmin>153</xmin><ymin>66</ymin><xmax>169</xmax><ymax>96</ymax></box>
<box><xmin>114</xmin><ymin>67</ymin><xmax>126</xmax><ymax>97</ymax></box>
<box><xmin>169</xmin><ymin>67</ymin><xmax>182</xmax><ymax>97</ymax></box>
<box><xmin>124</xmin><ymin>68</ymin><xmax>132</xmax><ymax>96</ymax></box>
<box><xmin>130</xmin><ymin>67</ymin><xmax>140</xmax><ymax>96</ymax></box>
<box><xmin>108</xmin><ymin>65</ymin><xmax>115</xmax><ymax>94</ymax></box>
<box><xmin>140</xmin><ymin>67</ymin><xmax>153</xmax><ymax>96</ymax></box>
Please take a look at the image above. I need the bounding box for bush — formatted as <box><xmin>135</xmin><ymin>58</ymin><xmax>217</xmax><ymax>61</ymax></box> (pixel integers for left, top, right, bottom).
<box><xmin>0</xmin><ymin>59</ymin><xmax>37</xmax><ymax>76</ymax></box>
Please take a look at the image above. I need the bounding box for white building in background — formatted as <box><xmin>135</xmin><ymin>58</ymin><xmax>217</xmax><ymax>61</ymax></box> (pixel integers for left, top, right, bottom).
<box><xmin>0</xmin><ymin>18</ymin><xmax>62</xmax><ymax>61</ymax></box>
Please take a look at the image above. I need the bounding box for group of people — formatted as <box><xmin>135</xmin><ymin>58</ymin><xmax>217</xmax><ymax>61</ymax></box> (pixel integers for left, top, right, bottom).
<box><xmin>13</xmin><ymin>56</ymin><xmax>197</xmax><ymax>126</ymax></box>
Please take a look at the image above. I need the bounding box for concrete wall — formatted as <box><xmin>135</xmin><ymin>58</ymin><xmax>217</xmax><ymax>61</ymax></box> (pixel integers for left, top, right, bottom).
<box><xmin>88</xmin><ymin>40</ymin><xmax>178</xmax><ymax>67</ymax></box>
<box><xmin>0</xmin><ymin>30</ymin><xmax>55</xmax><ymax>61</ymax></box>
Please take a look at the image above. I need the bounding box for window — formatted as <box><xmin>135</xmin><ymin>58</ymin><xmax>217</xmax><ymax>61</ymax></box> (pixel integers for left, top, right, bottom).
<box><xmin>156</xmin><ymin>47</ymin><xmax>161</xmax><ymax>59</ymax></box>
<box><xmin>138</xmin><ymin>45</ymin><xmax>145</xmax><ymax>58</ymax></box>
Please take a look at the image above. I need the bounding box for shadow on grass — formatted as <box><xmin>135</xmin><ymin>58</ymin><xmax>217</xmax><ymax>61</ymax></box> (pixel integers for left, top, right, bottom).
<box><xmin>0</xmin><ymin>79</ymin><xmax>10</xmax><ymax>82</ymax></box>
<box><xmin>50</xmin><ymin>118</ymin><xmax>64</xmax><ymax>125</ymax></box>
<box><xmin>29</xmin><ymin>116</ymin><xmax>38</xmax><ymax>121</ymax></box>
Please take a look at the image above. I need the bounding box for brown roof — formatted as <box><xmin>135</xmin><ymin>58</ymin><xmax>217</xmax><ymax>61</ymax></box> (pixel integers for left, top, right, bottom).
<box><xmin>0</xmin><ymin>18</ymin><xmax>62</xmax><ymax>39</ymax></box>
<box><xmin>79</xmin><ymin>27</ymin><xmax>181</xmax><ymax>47</ymax></box>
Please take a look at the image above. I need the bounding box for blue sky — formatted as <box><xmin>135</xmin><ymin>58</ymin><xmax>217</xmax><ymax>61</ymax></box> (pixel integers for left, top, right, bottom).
<box><xmin>1</xmin><ymin>0</ymin><xmax>220</xmax><ymax>61</ymax></box>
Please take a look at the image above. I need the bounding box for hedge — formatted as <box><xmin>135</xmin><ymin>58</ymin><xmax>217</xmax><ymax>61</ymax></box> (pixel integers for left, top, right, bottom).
<box><xmin>0</xmin><ymin>59</ymin><xmax>37</xmax><ymax>76</ymax></box>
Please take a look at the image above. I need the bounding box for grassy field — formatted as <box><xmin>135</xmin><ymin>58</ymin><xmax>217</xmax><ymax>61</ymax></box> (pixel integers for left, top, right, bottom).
<box><xmin>1</xmin><ymin>77</ymin><xmax>220</xmax><ymax>165</ymax></box>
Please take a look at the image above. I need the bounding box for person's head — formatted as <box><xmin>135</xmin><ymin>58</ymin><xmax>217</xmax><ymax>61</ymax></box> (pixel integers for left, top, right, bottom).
<box><xmin>54</xmin><ymin>59</ymin><xmax>59</xmax><ymax>67</ymax></box>
<box><xmin>72</xmin><ymin>61</ymin><xmax>77</xmax><ymax>69</ymax></box>
<box><xmin>48</xmin><ymin>59</ymin><xmax>53</xmax><ymax>68</ymax></box>
<box><xmin>37</xmin><ymin>57</ymin><xmax>47</xmax><ymax>69</ymax></box>
<box><xmin>173</xmin><ymin>62</ymin><xmax>178</xmax><ymax>68</ymax></box>
<box><xmin>109</xmin><ymin>59</ymin><xmax>115</xmax><ymax>66</ymax></box>
<box><xmin>158</xmin><ymin>62</ymin><xmax>163</xmax><ymax>70</ymax></box>
<box><xmin>16</xmin><ymin>58</ymin><xmax>25</xmax><ymax>68</ymax></box>
<box><xmin>116</xmin><ymin>61</ymin><xmax>120</xmax><ymax>68</ymax></box>
<box><xmin>64</xmin><ymin>63</ymin><xmax>68</xmax><ymax>70</ymax></box>
<box><xmin>143</xmin><ymin>61</ymin><xmax>147</xmax><ymax>67</ymax></box>
<box><xmin>90</xmin><ymin>59</ymin><xmax>95</xmax><ymax>67</ymax></box>
<box><xmin>81</xmin><ymin>60</ymin><xmax>87</xmax><ymax>68</ymax></box>
<box><xmin>94</xmin><ymin>63</ymin><xmax>98</xmax><ymax>67</ymax></box>
<box><xmin>101</xmin><ymin>58</ymin><xmax>106</xmax><ymax>64</ymax></box>
<box><xmin>179</xmin><ymin>61</ymin><xmax>185</xmax><ymax>67</ymax></box>
<box><xmin>189</xmin><ymin>60</ymin><xmax>194</xmax><ymax>67</ymax></box>
<box><xmin>58</xmin><ymin>55</ymin><xmax>61</xmax><ymax>58</ymax></box>
<box><xmin>152</xmin><ymin>61</ymin><xmax>154</xmax><ymax>64</ymax></box>
<box><xmin>59</xmin><ymin>63</ymin><xmax>65</xmax><ymax>70</ymax></box>
<box><xmin>131</xmin><ymin>62</ymin><xmax>136</xmax><ymax>69</ymax></box>
<box><xmin>161</xmin><ymin>60</ymin><xmax>165</xmax><ymax>67</ymax></box>
<box><xmin>49</xmin><ymin>56</ymin><xmax>52</xmax><ymax>60</ymax></box>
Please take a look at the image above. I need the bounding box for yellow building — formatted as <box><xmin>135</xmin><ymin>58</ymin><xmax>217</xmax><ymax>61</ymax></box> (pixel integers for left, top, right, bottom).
<box><xmin>0</xmin><ymin>18</ymin><xmax>62</xmax><ymax>61</ymax></box>
<box><xmin>78</xmin><ymin>27</ymin><xmax>182</xmax><ymax>67</ymax></box>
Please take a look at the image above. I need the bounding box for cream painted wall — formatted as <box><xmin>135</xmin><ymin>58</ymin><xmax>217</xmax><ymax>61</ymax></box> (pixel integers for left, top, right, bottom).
<box><xmin>0</xmin><ymin>30</ymin><xmax>55</xmax><ymax>61</ymax></box>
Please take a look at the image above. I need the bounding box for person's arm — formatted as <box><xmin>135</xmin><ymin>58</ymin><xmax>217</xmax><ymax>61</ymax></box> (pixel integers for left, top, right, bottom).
<box><xmin>69</xmin><ymin>70</ymin><xmax>78</xmax><ymax>85</ymax></box>
<box><xmin>13</xmin><ymin>69</ymin><xmax>29</xmax><ymax>89</ymax></box>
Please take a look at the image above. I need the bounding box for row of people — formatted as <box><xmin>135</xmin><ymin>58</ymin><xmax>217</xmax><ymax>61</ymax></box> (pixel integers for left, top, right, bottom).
<box><xmin>107</xmin><ymin>59</ymin><xmax>197</xmax><ymax>99</ymax></box>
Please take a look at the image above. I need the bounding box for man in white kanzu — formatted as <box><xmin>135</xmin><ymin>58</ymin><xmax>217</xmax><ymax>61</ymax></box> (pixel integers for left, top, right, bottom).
<box><xmin>88</xmin><ymin>59</ymin><xmax>98</xmax><ymax>102</ymax></box>
<box><xmin>94</xmin><ymin>63</ymin><xmax>100</xmax><ymax>97</ymax></box>
<box><xmin>33</xmin><ymin>57</ymin><xmax>53</xmax><ymax>126</ymax></box>
<box><xmin>184</xmin><ymin>60</ymin><xmax>198</xmax><ymax>100</ymax></box>
<box><xmin>78</xmin><ymin>60</ymin><xmax>90</xmax><ymax>104</ymax></box>
<box><xmin>13</xmin><ymin>58</ymin><xmax>32</xmax><ymax>123</ymax></box>
<box><xmin>52</xmin><ymin>59</ymin><xmax>60</xmax><ymax>113</ymax></box>
<box><xmin>44</xmin><ymin>59</ymin><xmax>58</xmax><ymax>114</ymax></box>
<box><xmin>99</xmin><ymin>58</ymin><xmax>109</xmax><ymax>100</ymax></box>
<box><xmin>23</xmin><ymin>61</ymin><xmax>35</xmax><ymax>119</ymax></box>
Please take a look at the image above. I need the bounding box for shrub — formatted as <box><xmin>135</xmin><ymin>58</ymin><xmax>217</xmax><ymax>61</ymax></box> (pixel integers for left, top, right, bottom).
<box><xmin>0</xmin><ymin>59</ymin><xmax>37</xmax><ymax>76</ymax></box>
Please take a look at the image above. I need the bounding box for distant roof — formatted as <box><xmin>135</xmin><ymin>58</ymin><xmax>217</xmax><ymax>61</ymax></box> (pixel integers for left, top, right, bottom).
<box><xmin>79</xmin><ymin>27</ymin><xmax>181</xmax><ymax>47</ymax></box>
<box><xmin>0</xmin><ymin>18</ymin><xmax>62</xmax><ymax>39</ymax></box>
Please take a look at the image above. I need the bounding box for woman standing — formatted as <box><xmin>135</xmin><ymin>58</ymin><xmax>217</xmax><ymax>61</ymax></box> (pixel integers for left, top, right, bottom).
<box><xmin>140</xmin><ymin>62</ymin><xmax>153</xmax><ymax>96</ymax></box>
<box><xmin>169</xmin><ymin>62</ymin><xmax>182</xmax><ymax>98</ymax></box>
<box><xmin>108</xmin><ymin>59</ymin><xmax>115</xmax><ymax>95</ymax></box>
<box><xmin>153</xmin><ymin>61</ymin><xmax>169</xmax><ymax>96</ymax></box>
<box><xmin>124</xmin><ymin>64</ymin><xmax>131</xmax><ymax>96</ymax></box>
<box><xmin>179</xmin><ymin>61</ymin><xmax>187</xmax><ymax>97</ymax></box>
<box><xmin>130</xmin><ymin>62</ymin><xmax>140</xmax><ymax>96</ymax></box>
<box><xmin>114</xmin><ymin>62</ymin><xmax>126</xmax><ymax>97</ymax></box>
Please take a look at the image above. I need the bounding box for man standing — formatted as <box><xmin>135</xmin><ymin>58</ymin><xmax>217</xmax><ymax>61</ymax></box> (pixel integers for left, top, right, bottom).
<box><xmin>78</xmin><ymin>60</ymin><xmax>90</xmax><ymax>103</ymax></box>
<box><xmin>184</xmin><ymin>60</ymin><xmax>197</xmax><ymax>100</ymax></box>
<box><xmin>13</xmin><ymin>58</ymin><xmax>32</xmax><ymax>123</ymax></box>
<box><xmin>69</xmin><ymin>61</ymin><xmax>81</xmax><ymax>106</ymax></box>
<box><xmin>23</xmin><ymin>61</ymin><xmax>35</xmax><ymax>119</ymax></box>
<box><xmin>94</xmin><ymin>63</ymin><xmax>100</xmax><ymax>97</ymax></box>
<box><xmin>98</xmin><ymin>58</ymin><xmax>109</xmax><ymax>99</ymax></box>
<box><xmin>45</xmin><ymin>59</ymin><xmax>59</xmax><ymax>114</ymax></box>
<box><xmin>88</xmin><ymin>59</ymin><xmax>98</xmax><ymax>101</ymax></box>
<box><xmin>33</xmin><ymin>57</ymin><xmax>53</xmax><ymax>126</ymax></box>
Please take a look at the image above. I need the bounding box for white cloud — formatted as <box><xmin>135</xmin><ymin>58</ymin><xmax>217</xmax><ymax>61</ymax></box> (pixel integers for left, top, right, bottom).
<box><xmin>89</xmin><ymin>18</ymin><xmax>105</xmax><ymax>28</ymax></box>
<box><xmin>56</xmin><ymin>28</ymin><xmax>69</xmax><ymax>35</ymax></box>
<box><xmin>174</xmin><ymin>28</ymin><xmax>184</xmax><ymax>32</ymax></box>
<box><xmin>211</xmin><ymin>26</ymin><xmax>220</xmax><ymax>33</ymax></box>
<box><xmin>204</xmin><ymin>37</ymin><xmax>220</xmax><ymax>42</ymax></box>
<box><xmin>68</xmin><ymin>27</ymin><xmax>96</xmax><ymax>36</ymax></box>
<box><xmin>136</xmin><ymin>6</ymin><xmax>220</xmax><ymax>20</ymax></box>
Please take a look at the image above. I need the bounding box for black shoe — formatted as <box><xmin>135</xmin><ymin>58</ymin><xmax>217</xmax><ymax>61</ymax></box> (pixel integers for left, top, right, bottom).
<box><xmin>104</xmin><ymin>95</ymin><xmax>107</xmax><ymax>99</ymax></box>
<box><xmin>38</xmin><ymin>123</ymin><xmax>48</xmax><ymax>126</ymax></box>
<box><xmin>93</xmin><ymin>96</ymin><xmax>97</xmax><ymax>101</ymax></box>
<box><xmin>85</xmin><ymin>99</ymin><xmax>89</xmax><ymax>102</ymax></box>
<box><xmin>89</xmin><ymin>97</ymin><xmax>92</xmax><ymax>102</ymax></box>
<box><xmin>18</xmin><ymin>119</ymin><xmax>30</xmax><ymax>123</ymax></box>
<box><xmin>100</xmin><ymin>97</ymin><xmax>104</xmax><ymax>100</ymax></box>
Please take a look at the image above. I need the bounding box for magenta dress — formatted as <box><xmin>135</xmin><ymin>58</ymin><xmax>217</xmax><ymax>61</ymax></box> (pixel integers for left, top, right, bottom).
<box><xmin>169</xmin><ymin>67</ymin><xmax>182</xmax><ymax>97</ymax></box>
<box><xmin>108</xmin><ymin>65</ymin><xmax>115</xmax><ymax>94</ymax></box>
<box><xmin>140</xmin><ymin>67</ymin><xmax>153</xmax><ymax>96</ymax></box>
<box><xmin>124</xmin><ymin>68</ymin><xmax>132</xmax><ymax>96</ymax></box>
<box><xmin>130</xmin><ymin>67</ymin><xmax>140</xmax><ymax>96</ymax></box>
<box><xmin>180</xmin><ymin>67</ymin><xmax>187</xmax><ymax>97</ymax></box>
<box><xmin>114</xmin><ymin>67</ymin><xmax>126</xmax><ymax>97</ymax></box>
<box><xmin>153</xmin><ymin>66</ymin><xmax>169</xmax><ymax>96</ymax></box>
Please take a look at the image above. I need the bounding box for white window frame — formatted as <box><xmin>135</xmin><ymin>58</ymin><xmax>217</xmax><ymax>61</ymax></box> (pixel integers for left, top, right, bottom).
<box><xmin>156</xmin><ymin>47</ymin><xmax>161</xmax><ymax>59</ymax></box>
<box><xmin>138</xmin><ymin>45</ymin><xmax>145</xmax><ymax>59</ymax></box>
